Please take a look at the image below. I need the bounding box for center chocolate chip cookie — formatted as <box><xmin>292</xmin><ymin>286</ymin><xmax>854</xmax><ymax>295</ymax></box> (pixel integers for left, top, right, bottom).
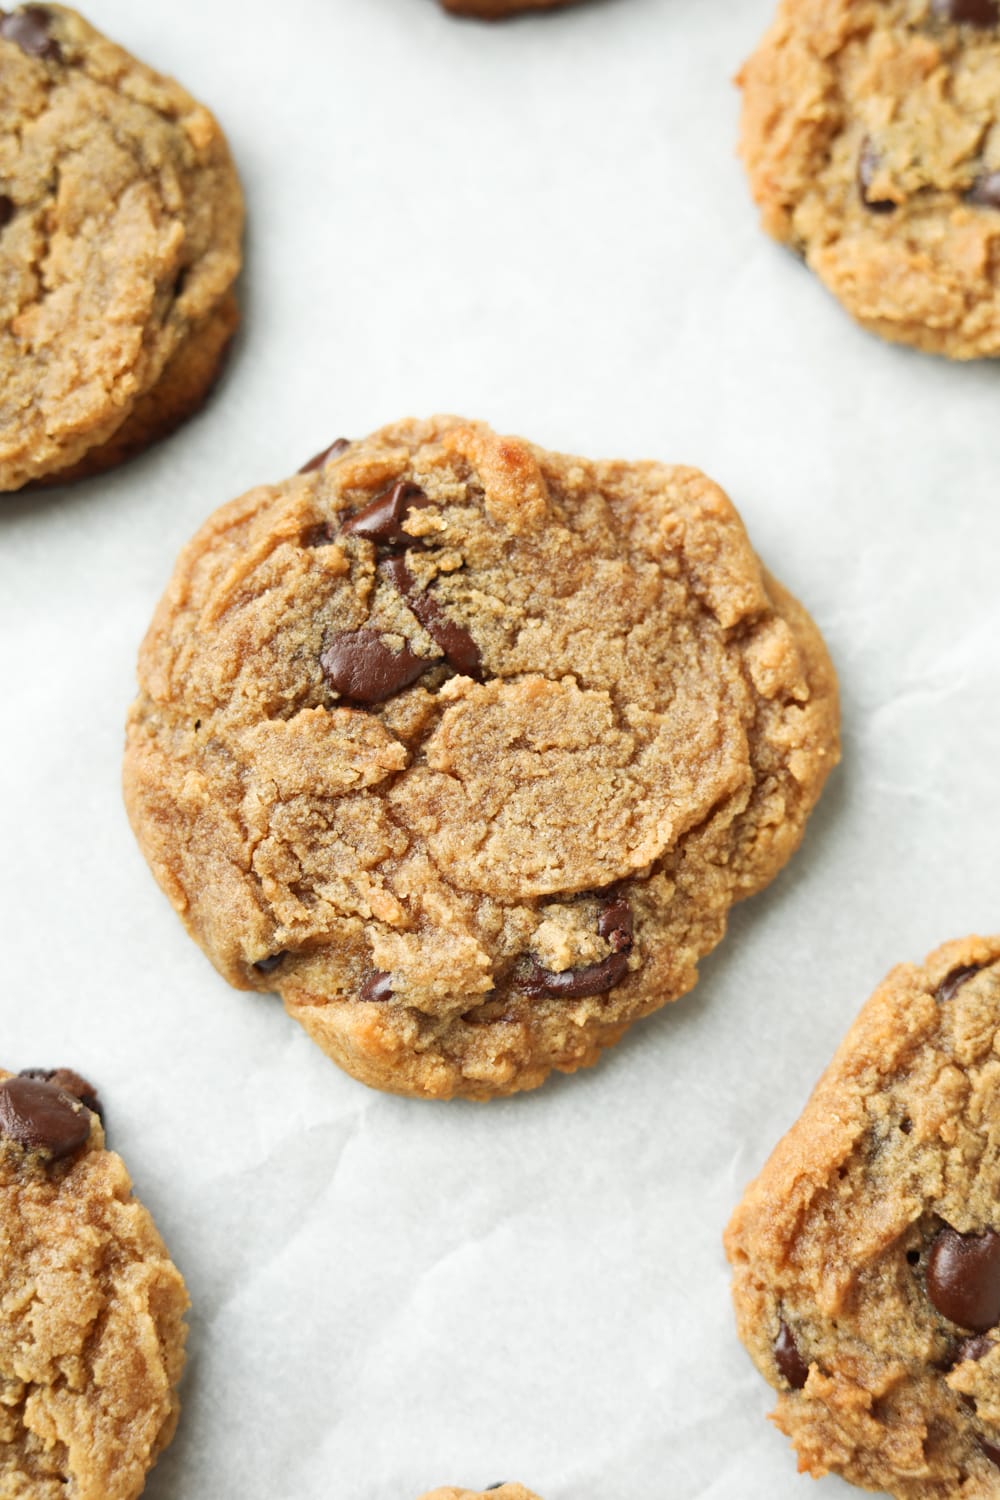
<box><xmin>726</xmin><ymin>936</ymin><xmax>1000</xmax><ymax>1497</ymax></box>
<box><xmin>123</xmin><ymin>416</ymin><xmax>839</xmax><ymax>1101</ymax></box>
<box><xmin>0</xmin><ymin>1065</ymin><xmax>188</xmax><ymax>1500</ymax></box>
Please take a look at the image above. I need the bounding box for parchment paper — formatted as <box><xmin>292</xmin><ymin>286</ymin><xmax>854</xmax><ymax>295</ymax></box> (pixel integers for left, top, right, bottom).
<box><xmin>2</xmin><ymin>0</ymin><xmax>998</xmax><ymax>1495</ymax></box>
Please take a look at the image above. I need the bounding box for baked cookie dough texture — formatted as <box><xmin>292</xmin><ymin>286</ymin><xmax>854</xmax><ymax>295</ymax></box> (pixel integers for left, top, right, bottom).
<box><xmin>727</xmin><ymin>937</ymin><xmax>1000</xmax><ymax>1498</ymax></box>
<box><xmin>0</xmin><ymin>1066</ymin><xmax>188</xmax><ymax>1500</ymax></box>
<box><xmin>0</xmin><ymin>4</ymin><xmax>242</xmax><ymax>490</ymax></box>
<box><xmin>124</xmin><ymin>417</ymin><xmax>839</xmax><ymax>1101</ymax></box>
<box><xmin>740</xmin><ymin>0</ymin><xmax>1000</xmax><ymax>358</ymax></box>
<box><xmin>419</xmin><ymin>1489</ymin><xmax>541</xmax><ymax>1499</ymax></box>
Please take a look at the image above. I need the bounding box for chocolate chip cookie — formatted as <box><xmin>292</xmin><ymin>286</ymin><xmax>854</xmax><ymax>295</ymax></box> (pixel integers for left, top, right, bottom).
<box><xmin>124</xmin><ymin>416</ymin><xmax>839</xmax><ymax>1101</ymax></box>
<box><xmin>739</xmin><ymin>0</ymin><xmax>1000</xmax><ymax>358</ymax></box>
<box><xmin>0</xmin><ymin>5</ymin><xmax>243</xmax><ymax>490</ymax></box>
<box><xmin>440</xmin><ymin>1</ymin><xmax>572</xmax><ymax>17</ymax></box>
<box><xmin>418</xmin><ymin>1489</ymin><xmax>541</xmax><ymax>1499</ymax></box>
<box><xmin>726</xmin><ymin>936</ymin><xmax>1000</xmax><ymax>1497</ymax></box>
<box><xmin>0</xmin><ymin>1066</ymin><xmax>188</xmax><ymax>1499</ymax></box>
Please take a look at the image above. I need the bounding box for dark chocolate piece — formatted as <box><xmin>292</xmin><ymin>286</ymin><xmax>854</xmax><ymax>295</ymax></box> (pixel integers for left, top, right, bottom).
<box><xmin>969</xmin><ymin>172</ymin><xmax>1000</xmax><ymax>209</ymax></box>
<box><xmin>858</xmin><ymin>140</ymin><xmax>897</xmax><ymax>213</ymax></box>
<box><xmin>774</xmin><ymin>1321</ymin><xmax>810</xmax><ymax>1390</ymax></box>
<box><xmin>520</xmin><ymin>950</ymin><xmax>629</xmax><ymax>1000</ymax></box>
<box><xmin>360</xmin><ymin>971</ymin><xmax>394</xmax><ymax>1003</ymax></box>
<box><xmin>253</xmin><ymin>952</ymin><xmax>287</xmax><ymax>975</ymax></box>
<box><xmin>937</xmin><ymin>964</ymin><xmax>983</xmax><ymax>1003</ymax></box>
<box><xmin>0</xmin><ymin>6</ymin><xmax>61</xmax><ymax>59</ymax></box>
<box><xmin>320</xmin><ymin>628</ymin><xmax>430</xmax><ymax>705</ymax></box>
<box><xmin>926</xmin><ymin>1225</ymin><xmax>1000</xmax><ymax>1331</ymax></box>
<box><xmin>933</xmin><ymin>0</ymin><xmax>998</xmax><ymax>23</ymax></box>
<box><xmin>0</xmin><ymin>1076</ymin><xmax>90</xmax><ymax>1159</ymax></box>
<box><xmin>340</xmin><ymin>481</ymin><xmax>432</xmax><ymax>546</ymax></box>
<box><xmin>299</xmin><ymin>437</ymin><xmax>350</xmax><ymax>474</ymax></box>
<box><xmin>0</xmin><ymin>195</ymin><xmax>14</xmax><ymax>229</ymax></box>
<box><xmin>18</xmin><ymin>1067</ymin><xmax>102</xmax><ymax>1123</ymax></box>
<box><xmin>597</xmin><ymin>897</ymin><xmax>634</xmax><ymax>952</ymax></box>
<box><xmin>380</xmin><ymin>554</ymin><xmax>482</xmax><ymax>678</ymax></box>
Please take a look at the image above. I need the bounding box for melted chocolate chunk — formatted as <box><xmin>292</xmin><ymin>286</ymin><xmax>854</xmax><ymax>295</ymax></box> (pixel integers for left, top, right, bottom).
<box><xmin>253</xmin><ymin>951</ymin><xmax>287</xmax><ymax>975</ymax></box>
<box><xmin>340</xmin><ymin>481</ymin><xmax>431</xmax><ymax>545</ymax></box>
<box><xmin>0</xmin><ymin>1077</ymin><xmax>90</xmax><ymax>1159</ymax></box>
<box><xmin>933</xmin><ymin>0</ymin><xmax>999</xmax><ymax>23</ymax></box>
<box><xmin>0</xmin><ymin>6</ymin><xmax>61</xmax><ymax>59</ymax></box>
<box><xmin>321</xmin><ymin>628</ymin><xmax>430</xmax><ymax>705</ymax></box>
<box><xmin>380</xmin><ymin>554</ymin><xmax>482</xmax><ymax>679</ymax></box>
<box><xmin>0</xmin><ymin>195</ymin><xmax>14</xmax><ymax>229</ymax></box>
<box><xmin>520</xmin><ymin>950</ymin><xmax>629</xmax><ymax>1000</ymax></box>
<box><xmin>858</xmin><ymin>140</ymin><xmax>897</xmax><ymax>213</ymax></box>
<box><xmin>299</xmin><ymin>437</ymin><xmax>349</xmax><ymax>474</ymax></box>
<box><xmin>937</xmin><ymin>964</ymin><xmax>983</xmax><ymax>1003</ymax></box>
<box><xmin>774</xmin><ymin>1321</ymin><xmax>810</xmax><ymax>1390</ymax></box>
<box><xmin>955</xmin><ymin>1333</ymin><xmax>995</xmax><ymax>1364</ymax></box>
<box><xmin>926</xmin><ymin>1226</ymin><xmax>1000</xmax><ymax>1331</ymax></box>
<box><xmin>19</xmin><ymin>1068</ymin><xmax>102</xmax><ymax>1123</ymax></box>
<box><xmin>981</xmin><ymin>1437</ymin><xmax>1000</xmax><ymax>1469</ymax></box>
<box><xmin>597</xmin><ymin>897</ymin><xmax>634</xmax><ymax>952</ymax></box>
<box><xmin>360</xmin><ymin>971</ymin><xmax>394</xmax><ymax>1003</ymax></box>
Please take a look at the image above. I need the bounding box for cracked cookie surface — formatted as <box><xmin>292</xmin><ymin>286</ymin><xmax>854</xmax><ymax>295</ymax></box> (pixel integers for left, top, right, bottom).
<box><xmin>0</xmin><ymin>4</ymin><xmax>243</xmax><ymax>490</ymax></box>
<box><xmin>740</xmin><ymin>0</ymin><xmax>1000</xmax><ymax>358</ymax></box>
<box><xmin>0</xmin><ymin>1066</ymin><xmax>188</xmax><ymax>1500</ymax></box>
<box><xmin>726</xmin><ymin>936</ymin><xmax>1000</xmax><ymax>1497</ymax></box>
<box><xmin>124</xmin><ymin>415</ymin><xmax>839</xmax><ymax>1101</ymax></box>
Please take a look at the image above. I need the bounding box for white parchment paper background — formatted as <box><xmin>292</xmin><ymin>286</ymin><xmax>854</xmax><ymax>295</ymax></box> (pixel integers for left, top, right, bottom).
<box><xmin>2</xmin><ymin>0</ymin><xmax>999</xmax><ymax>1494</ymax></box>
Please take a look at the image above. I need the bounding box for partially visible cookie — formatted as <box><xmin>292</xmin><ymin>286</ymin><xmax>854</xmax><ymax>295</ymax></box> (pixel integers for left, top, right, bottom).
<box><xmin>418</xmin><ymin>1488</ymin><xmax>541</xmax><ymax>1499</ymax></box>
<box><xmin>0</xmin><ymin>5</ymin><xmax>243</xmax><ymax>490</ymax></box>
<box><xmin>739</xmin><ymin>0</ymin><xmax>1000</xmax><ymax>358</ymax></box>
<box><xmin>440</xmin><ymin>0</ymin><xmax>572</xmax><ymax>18</ymax></box>
<box><xmin>0</xmin><ymin>1065</ymin><xmax>188</xmax><ymax>1500</ymax></box>
<box><xmin>124</xmin><ymin>415</ymin><xmax>839</xmax><ymax>1101</ymax></box>
<box><xmin>726</xmin><ymin>936</ymin><xmax>1000</xmax><ymax>1497</ymax></box>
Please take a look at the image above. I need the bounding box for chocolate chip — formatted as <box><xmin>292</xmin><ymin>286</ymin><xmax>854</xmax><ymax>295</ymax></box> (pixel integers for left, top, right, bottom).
<box><xmin>520</xmin><ymin>950</ymin><xmax>629</xmax><ymax>1000</ymax></box>
<box><xmin>253</xmin><ymin>951</ymin><xmax>286</xmax><ymax>975</ymax></box>
<box><xmin>858</xmin><ymin>140</ymin><xmax>896</xmax><ymax>213</ymax></box>
<box><xmin>937</xmin><ymin>964</ymin><xmax>983</xmax><ymax>1003</ymax></box>
<box><xmin>360</xmin><ymin>971</ymin><xmax>394</xmax><ymax>1003</ymax></box>
<box><xmin>774</xmin><ymin>1321</ymin><xmax>810</xmax><ymax>1390</ymax></box>
<box><xmin>320</xmin><ymin>628</ymin><xmax>430</xmax><ymax>705</ymax></box>
<box><xmin>955</xmin><ymin>1334</ymin><xmax>995</xmax><ymax>1364</ymax></box>
<box><xmin>0</xmin><ymin>195</ymin><xmax>14</xmax><ymax>229</ymax></box>
<box><xmin>597</xmin><ymin>896</ymin><xmax>633</xmax><ymax>953</ymax></box>
<box><xmin>18</xmin><ymin>1068</ymin><xmax>102</xmax><ymax>1124</ymax></box>
<box><xmin>0</xmin><ymin>6</ymin><xmax>61</xmax><ymax>59</ymax></box>
<box><xmin>982</xmin><ymin>1438</ymin><xmax>1000</xmax><ymax>1469</ymax></box>
<box><xmin>340</xmin><ymin>481</ymin><xmax>432</xmax><ymax>545</ymax></box>
<box><xmin>380</xmin><ymin>554</ymin><xmax>482</xmax><ymax>679</ymax></box>
<box><xmin>969</xmin><ymin>172</ymin><xmax>1000</xmax><ymax>209</ymax></box>
<box><xmin>926</xmin><ymin>1226</ymin><xmax>1000</xmax><ymax>1331</ymax></box>
<box><xmin>0</xmin><ymin>1077</ymin><xmax>90</xmax><ymax>1160</ymax></box>
<box><xmin>933</xmin><ymin>0</ymin><xmax>998</xmax><ymax>23</ymax></box>
<box><xmin>299</xmin><ymin>437</ymin><xmax>350</xmax><ymax>474</ymax></box>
